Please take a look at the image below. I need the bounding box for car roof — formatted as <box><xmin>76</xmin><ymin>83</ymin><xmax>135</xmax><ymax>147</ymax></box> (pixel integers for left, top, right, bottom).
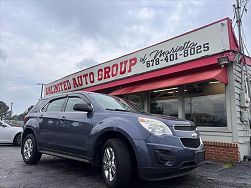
<box><xmin>41</xmin><ymin>91</ymin><xmax>95</xmax><ymax>100</ymax></box>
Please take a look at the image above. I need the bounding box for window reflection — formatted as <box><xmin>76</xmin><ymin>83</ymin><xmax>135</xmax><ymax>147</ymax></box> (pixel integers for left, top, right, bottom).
<box><xmin>184</xmin><ymin>82</ymin><xmax>227</xmax><ymax>127</ymax></box>
<box><xmin>65</xmin><ymin>97</ymin><xmax>87</xmax><ymax>112</ymax></box>
<box><xmin>150</xmin><ymin>87</ymin><xmax>178</xmax><ymax>117</ymax></box>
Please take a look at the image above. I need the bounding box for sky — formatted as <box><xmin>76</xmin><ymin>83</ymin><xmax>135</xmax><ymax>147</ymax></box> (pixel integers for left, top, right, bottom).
<box><xmin>0</xmin><ymin>0</ymin><xmax>250</xmax><ymax>114</ymax></box>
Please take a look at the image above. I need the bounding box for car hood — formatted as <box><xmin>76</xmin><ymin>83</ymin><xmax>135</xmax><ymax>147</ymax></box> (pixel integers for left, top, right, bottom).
<box><xmin>144</xmin><ymin>113</ymin><xmax>192</xmax><ymax>126</ymax></box>
<box><xmin>10</xmin><ymin>126</ymin><xmax>23</xmax><ymax>131</ymax></box>
<box><xmin>109</xmin><ymin>111</ymin><xmax>192</xmax><ymax>126</ymax></box>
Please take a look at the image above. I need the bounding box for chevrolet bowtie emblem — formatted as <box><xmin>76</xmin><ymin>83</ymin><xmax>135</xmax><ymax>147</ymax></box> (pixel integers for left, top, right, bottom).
<box><xmin>192</xmin><ymin>132</ymin><xmax>198</xmax><ymax>138</ymax></box>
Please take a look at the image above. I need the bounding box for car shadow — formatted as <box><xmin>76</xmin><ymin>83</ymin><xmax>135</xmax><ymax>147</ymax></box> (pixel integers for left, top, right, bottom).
<box><xmin>132</xmin><ymin>175</ymin><xmax>195</xmax><ymax>188</ymax></box>
<box><xmin>0</xmin><ymin>143</ymin><xmax>20</xmax><ymax>147</ymax></box>
<box><xmin>38</xmin><ymin>155</ymin><xmax>100</xmax><ymax>177</ymax></box>
<box><xmin>37</xmin><ymin>155</ymin><xmax>198</xmax><ymax>187</ymax></box>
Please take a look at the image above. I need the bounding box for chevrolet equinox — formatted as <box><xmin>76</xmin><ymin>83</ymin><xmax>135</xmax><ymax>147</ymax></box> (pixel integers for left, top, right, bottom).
<box><xmin>21</xmin><ymin>91</ymin><xmax>205</xmax><ymax>187</ymax></box>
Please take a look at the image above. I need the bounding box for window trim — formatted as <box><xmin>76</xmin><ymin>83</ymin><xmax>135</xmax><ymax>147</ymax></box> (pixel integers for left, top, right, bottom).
<box><xmin>43</xmin><ymin>97</ymin><xmax>67</xmax><ymax>112</ymax></box>
<box><xmin>63</xmin><ymin>94</ymin><xmax>94</xmax><ymax>113</ymax></box>
<box><xmin>64</xmin><ymin>96</ymin><xmax>88</xmax><ymax>112</ymax></box>
<box><xmin>41</xmin><ymin>103</ymin><xmax>49</xmax><ymax>112</ymax></box>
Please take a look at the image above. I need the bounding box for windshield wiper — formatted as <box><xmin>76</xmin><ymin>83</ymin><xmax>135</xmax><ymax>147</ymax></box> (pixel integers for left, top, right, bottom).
<box><xmin>105</xmin><ymin>108</ymin><xmax>130</xmax><ymax>112</ymax></box>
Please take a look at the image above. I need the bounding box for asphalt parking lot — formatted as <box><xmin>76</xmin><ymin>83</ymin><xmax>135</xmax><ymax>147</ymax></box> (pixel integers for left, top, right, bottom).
<box><xmin>0</xmin><ymin>145</ymin><xmax>251</xmax><ymax>188</ymax></box>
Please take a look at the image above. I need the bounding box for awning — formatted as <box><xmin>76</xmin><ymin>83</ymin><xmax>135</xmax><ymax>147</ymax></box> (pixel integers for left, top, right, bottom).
<box><xmin>110</xmin><ymin>67</ymin><xmax>228</xmax><ymax>95</ymax></box>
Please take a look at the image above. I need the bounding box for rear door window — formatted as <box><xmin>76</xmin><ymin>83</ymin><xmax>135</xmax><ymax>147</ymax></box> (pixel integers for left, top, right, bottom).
<box><xmin>46</xmin><ymin>98</ymin><xmax>66</xmax><ymax>112</ymax></box>
<box><xmin>65</xmin><ymin>97</ymin><xmax>88</xmax><ymax>112</ymax></box>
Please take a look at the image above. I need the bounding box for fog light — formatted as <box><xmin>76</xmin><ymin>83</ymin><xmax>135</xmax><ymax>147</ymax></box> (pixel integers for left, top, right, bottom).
<box><xmin>154</xmin><ymin>150</ymin><xmax>176</xmax><ymax>166</ymax></box>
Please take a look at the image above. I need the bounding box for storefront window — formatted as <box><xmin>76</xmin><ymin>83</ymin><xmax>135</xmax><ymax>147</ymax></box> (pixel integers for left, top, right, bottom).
<box><xmin>184</xmin><ymin>81</ymin><xmax>227</xmax><ymax>127</ymax></box>
<box><xmin>150</xmin><ymin>87</ymin><xmax>178</xmax><ymax>117</ymax></box>
<box><xmin>126</xmin><ymin>93</ymin><xmax>144</xmax><ymax>109</ymax></box>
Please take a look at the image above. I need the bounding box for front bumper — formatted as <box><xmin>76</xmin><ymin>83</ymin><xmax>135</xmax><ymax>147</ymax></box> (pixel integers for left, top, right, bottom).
<box><xmin>134</xmin><ymin>135</ymin><xmax>205</xmax><ymax>180</ymax></box>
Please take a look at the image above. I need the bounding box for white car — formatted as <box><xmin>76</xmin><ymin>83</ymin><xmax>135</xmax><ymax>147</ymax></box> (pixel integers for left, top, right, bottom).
<box><xmin>0</xmin><ymin>120</ymin><xmax>22</xmax><ymax>146</ymax></box>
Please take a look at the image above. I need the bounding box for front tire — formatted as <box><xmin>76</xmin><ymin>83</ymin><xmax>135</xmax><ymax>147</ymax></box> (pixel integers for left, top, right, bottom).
<box><xmin>102</xmin><ymin>139</ymin><xmax>132</xmax><ymax>188</ymax></box>
<box><xmin>13</xmin><ymin>133</ymin><xmax>21</xmax><ymax>146</ymax></box>
<box><xmin>21</xmin><ymin>134</ymin><xmax>42</xmax><ymax>164</ymax></box>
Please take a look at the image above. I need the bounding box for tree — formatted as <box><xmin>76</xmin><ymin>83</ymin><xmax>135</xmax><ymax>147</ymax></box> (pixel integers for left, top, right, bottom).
<box><xmin>0</xmin><ymin>101</ymin><xmax>10</xmax><ymax>120</ymax></box>
<box><xmin>10</xmin><ymin>115</ymin><xmax>19</xmax><ymax>121</ymax></box>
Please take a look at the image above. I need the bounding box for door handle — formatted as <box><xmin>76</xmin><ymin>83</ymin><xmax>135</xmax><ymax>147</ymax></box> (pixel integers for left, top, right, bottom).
<box><xmin>38</xmin><ymin>115</ymin><xmax>43</xmax><ymax>118</ymax></box>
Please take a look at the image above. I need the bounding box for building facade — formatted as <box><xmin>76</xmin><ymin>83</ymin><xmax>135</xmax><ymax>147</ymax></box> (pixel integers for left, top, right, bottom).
<box><xmin>45</xmin><ymin>18</ymin><xmax>251</xmax><ymax>161</ymax></box>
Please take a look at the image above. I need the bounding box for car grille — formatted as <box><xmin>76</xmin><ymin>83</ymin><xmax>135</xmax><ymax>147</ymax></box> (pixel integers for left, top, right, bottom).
<box><xmin>180</xmin><ymin>138</ymin><xmax>200</xmax><ymax>148</ymax></box>
<box><xmin>174</xmin><ymin>126</ymin><xmax>196</xmax><ymax>131</ymax></box>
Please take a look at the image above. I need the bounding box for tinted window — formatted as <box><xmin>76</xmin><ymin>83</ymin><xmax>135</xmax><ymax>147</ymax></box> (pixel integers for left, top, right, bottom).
<box><xmin>46</xmin><ymin>98</ymin><xmax>66</xmax><ymax>112</ymax></box>
<box><xmin>65</xmin><ymin>97</ymin><xmax>87</xmax><ymax>112</ymax></box>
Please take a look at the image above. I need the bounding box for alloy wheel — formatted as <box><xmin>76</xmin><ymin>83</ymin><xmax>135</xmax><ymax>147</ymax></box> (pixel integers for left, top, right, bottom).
<box><xmin>23</xmin><ymin>138</ymin><xmax>33</xmax><ymax>160</ymax></box>
<box><xmin>103</xmin><ymin>147</ymin><xmax>116</xmax><ymax>182</ymax></box>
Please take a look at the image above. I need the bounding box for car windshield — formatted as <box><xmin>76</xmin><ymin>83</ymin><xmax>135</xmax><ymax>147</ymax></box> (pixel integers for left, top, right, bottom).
<box><xmin>88</xmin><ymin>93</ymin><xmax>145</xmax><ymax>113</ymax></box>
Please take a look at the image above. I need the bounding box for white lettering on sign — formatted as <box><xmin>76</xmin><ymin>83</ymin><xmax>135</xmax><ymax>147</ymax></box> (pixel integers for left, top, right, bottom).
<box><xmin>45</xmin><ymin>19</ymin><xmax>230</xmax><ymax>96</ymax></box>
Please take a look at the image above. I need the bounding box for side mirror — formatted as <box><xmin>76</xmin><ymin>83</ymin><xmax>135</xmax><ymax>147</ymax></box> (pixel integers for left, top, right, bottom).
<box><xmin>73</xmin><ymin>103</ymin><xmax>93</xmax><ymax>112</ymax></box>
<box><xmin>0</xmin><ymin>123</ymin><xmax>7</xmax><ymax>128</ymax></box>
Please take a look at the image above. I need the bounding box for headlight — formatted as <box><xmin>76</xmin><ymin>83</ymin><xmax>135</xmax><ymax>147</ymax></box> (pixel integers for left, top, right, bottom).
<box><xmin>138</xmin><ymin>117</ymin><xmax>173</xmax><ymax>136</ymax></box>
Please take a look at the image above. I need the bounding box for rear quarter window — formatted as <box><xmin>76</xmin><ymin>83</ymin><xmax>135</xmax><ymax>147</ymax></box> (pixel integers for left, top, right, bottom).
<box><xmin>29</xmin><ymin>99</ymin><xmax>48</xmax><ymax>113</ymax></box>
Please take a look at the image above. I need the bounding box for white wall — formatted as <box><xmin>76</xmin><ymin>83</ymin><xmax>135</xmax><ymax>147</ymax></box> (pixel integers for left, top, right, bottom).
<box><xmin>230</xmin><ymin>62</ymin><xmax>250</xmax><ymax>159</ymax></box>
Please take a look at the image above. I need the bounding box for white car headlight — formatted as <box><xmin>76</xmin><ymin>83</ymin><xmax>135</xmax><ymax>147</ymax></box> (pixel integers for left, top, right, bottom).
<box><xmin>138</xmin><ymin>117</ymin><xmax>173</xmax><ymax>136</ymax></box>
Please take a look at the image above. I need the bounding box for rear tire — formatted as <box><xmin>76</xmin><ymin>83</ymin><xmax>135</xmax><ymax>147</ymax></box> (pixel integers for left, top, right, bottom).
<box><xmin>102</xmin><ymin>139</ymin><xmax>132</xmax><ymax>188</ymax></box>
<box><xmin>21</xmin><ymin>134</ymin><xmax>42</xmax><ymax>164</ymax></box>
<box><xmin>13</xmin><ymin>133</ymin><xmax>21</xmax><ymax>146</ymax></box>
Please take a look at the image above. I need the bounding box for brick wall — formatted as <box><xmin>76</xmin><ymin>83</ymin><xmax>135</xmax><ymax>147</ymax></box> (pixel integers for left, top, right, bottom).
<box><xmin>204</xmin><ymin>141</ymin><xmax>240</xmax><ymax>162</ymax></box>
